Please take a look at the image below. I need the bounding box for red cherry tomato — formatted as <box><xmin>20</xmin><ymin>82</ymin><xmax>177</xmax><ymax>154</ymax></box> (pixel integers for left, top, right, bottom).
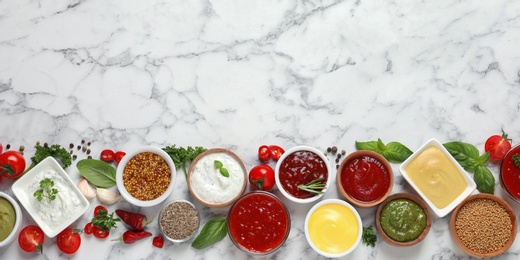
<box><xmin>100</xmin><ymin>149</ymin><xmax>114</xmax><ymax>162</ymax></box>
<box><xmin>152</xmin><ymin>236</ymin><xmax>164</xmax><ymax>248</ymax></box>
<box><xmin>93</xmin><ymin>226</ymin><xmax>109</xmax><ymax>239</ymax></box>
<box><xmin>84</xmin><ymin>222</ymin><xmax>94</xmax><ymax>234</ymax></box>
<box><xmin>56</xmin><ymin>228</ymin><xmax>81</xmax><ymax>254</ymax></box>
<box><xmin>0</xmin><ymin>143</ymin><xmax>3</xmax><ymax>154</ymax></box>
<box><xmin>485</xmin><ymin>130</ymin><xmax>512</xmax><ymax>161</ymax></box>
<box><xmin>248</xmin><ymin>164</ymin><xmax>275</xmax><ymax>191</ymax></box>
<box><xmin>94</xmin><ymin>205</ymin><xmax>107</xmax><ymax>218</ymax></box>
<box><xmin>18</xmin><ymin>225</ymin><xmax>44</xmax><ymax>253</ymax></box>
<box><xmin>114</xmin><ymin>151</ymin><xmax>126</xmax><ymax>164</ymax></box>
<box><xmin>1</xmin><ymin>150</ymin><xmax>26</xmax><ymax>179</ymax></box>
<box><xmin>269</xmin><ymin>145</ymin><xmax>285</xmax><ymax>161</ymax></box>
<box><xmin>258</xmin><ymin>145</ymin><xmax>271</xmax><ymax>162</ymax></box>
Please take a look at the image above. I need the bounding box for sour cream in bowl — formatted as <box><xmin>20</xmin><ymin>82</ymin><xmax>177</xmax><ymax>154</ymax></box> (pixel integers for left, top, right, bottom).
<box><xmin>188</xmin><ymin>148</ymin><xmax>247</xmax><ymax>208</ymax></box>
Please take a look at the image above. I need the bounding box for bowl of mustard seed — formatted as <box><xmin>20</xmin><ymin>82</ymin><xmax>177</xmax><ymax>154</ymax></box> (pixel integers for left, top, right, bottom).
<box><xmin>159</xmin><ymin>200</ymin><xmax>200</xmax><ymax>243</ymax></box>
<box><xmin>450</xmin><ymin>194</ymin><xmax>517</xmax><ymax>258</ymax></box>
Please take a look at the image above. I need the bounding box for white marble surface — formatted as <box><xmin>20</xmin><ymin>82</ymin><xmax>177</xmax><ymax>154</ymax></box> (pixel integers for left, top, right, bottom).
<box><xmin>1</xmin><ymin>0</ymin><xmax>520</xmax><ymax>259</ymax></box>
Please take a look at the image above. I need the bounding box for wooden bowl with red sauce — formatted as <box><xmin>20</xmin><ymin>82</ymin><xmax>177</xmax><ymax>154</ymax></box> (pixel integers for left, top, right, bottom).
<box><xmin>337</xmin><ymin>150</ymin><xmax>393</xmax><ymax>208</ymax></box>
<box><xmin>275</xmin><ymin>146</ymin><xmax>332</xmax><ymax>203</ymax></box>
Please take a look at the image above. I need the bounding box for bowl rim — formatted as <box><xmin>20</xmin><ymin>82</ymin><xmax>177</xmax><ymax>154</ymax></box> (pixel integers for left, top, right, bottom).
<box><xmin>227</xmin><ymin>191</ymin><xmax>291</xmax><ymax>255</ymax></box>
<box><xmin>499</xmin><ymin>143</ymin><xmax>520</xmax><ymax>203</ymax></box>
<box><xmin>399</xmin><ymin>138</ymin><xmax>477</xmax><ymax>218</ymax></box>
<box><xmin>449</xmin><ymin>193</ymin><xmax>517</xmax><ymax>258</ymax></box>
<box><xmin>0</xmin><ymin>192</ymin><xmax>22</xmax><ymax>247</ymax></box>
<box><xmin>304</xmin><ymin>198</ymin><xmax>362</xmax><ymax>257</ymax></box>
<box><xmin>158</xmin><ymin>199</ymin><xmax>200</xmax><ymax>243</ymax></box>
<box><xmin>12</xmin><ymin>157</ymin><xmax>90</xmax><ymax>238</ymax></box>
<box><xmin>187</xmin><ymin>148</ymin><xmax>247</xmax><ymax>208</ymax></box>
<box><xmin>375</xmin><ymin>192</ymin><xmax>432</xmax><ymax>247</ymax></box>
<box><xmin>274</xmin><ymin>145</ymin><xmax>332</xmax><ymax>203</ymax></box>
<box><xmin>116</xmin><ymin>146</ymin><xmax>177</xmax><ymax>207</ymax></box>
<box><xmin>336</xmin><ymin>150</ymin><xmax>394</xmax><ymax>208</ymax></box>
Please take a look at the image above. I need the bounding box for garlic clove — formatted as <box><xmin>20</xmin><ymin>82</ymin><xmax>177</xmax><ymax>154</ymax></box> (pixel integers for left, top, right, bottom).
<box><xmin>78</xmin><ymin>178</ymin><xmax>96</xmax><ymax>199</ymax></box>
<box><xmin>97</xmin><ymin>188</ymin><xmax>121</xmax><ymax>205</ymax></box>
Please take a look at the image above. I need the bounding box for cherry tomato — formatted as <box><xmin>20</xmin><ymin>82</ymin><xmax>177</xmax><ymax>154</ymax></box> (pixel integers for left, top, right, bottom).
<box><xmin>94</xmin><ymin>205</ymin><xmax>107</xmax><ymax>218</ymax></box>
<box><xmin>84</xmin><ymin>222</ymin><xmax>94</xmax><ymax>235</ymax></box>
<box><xmin>258</xmin><ymin>145</ymin><xmax>271</xmax><ymax>162</ymax></box>
<box><xmin>0</xmin><ymin>150</ymin><xmax>26</xmax><ymax>179</ymax></box>
<box><xmin>0</xmin><ymin>143</ymin><xmax>3</xmax><ymax>154</ymax></box>
<box><xmin>100</xmin><ymin>149</ymin><xmax>114</xmax><ymax>162</ymax></box>
<box><xmin>485</xmin><ymin>130</ymin><xmax>512</xmax><ymax>161</ymax></box>
<box><xmin>18</xmin><ymin>225</ymin><xmax>44</xmax><ymax>253</ymax></box>
<box><xmin>114</xmin><ymin>151</ymin><xmax>126</xmax><ymax>164</ymax></box>
<box><xmin>93</xmin><ymin>226</ymin><xmax>109</xmax><ymax>239</ymax></box>
<box><xmin>269</xmin><ymin>145</ymin><xmax>285</xmax><ymax>161</ymax></box>
<box><xmin>152</xmin><ymin>236</ymin><xmax>164</xmax><ymax>248</ymax></box>
<box><xmin>248</xmin><ymin>164</ymin><xmax>275</xmax><ymax>191</ymax></box>
<box><xmin>56</xmin><ymin>228</ymin><xmax>81</xmax><ymax>254</ymax></box>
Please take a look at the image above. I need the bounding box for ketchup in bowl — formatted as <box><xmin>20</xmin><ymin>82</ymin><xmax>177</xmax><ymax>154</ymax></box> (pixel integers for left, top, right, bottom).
<box><xmin>228</xmin><ymin>191</ymin><xmax>290</xmax><ymax>254</ymax></box>
<box><xmin>278</xmin><ymin>150</ymin><xmax>328</xmax><ymax>199</ymax></box>
<box><xmin>500</xmin><ymin>144</ymin><xmax>520</xmax><ymax>202</ymax></box>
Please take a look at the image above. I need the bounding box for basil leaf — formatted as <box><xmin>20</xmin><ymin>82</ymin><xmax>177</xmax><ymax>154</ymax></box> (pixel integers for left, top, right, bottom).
<box><xmin>219</xmin><ymin>168</ymin><xmax>230</xmax><ymax>178</ymax></box>
<box><xmin>214</xmin><ymin>160</ymin><xmax>223</xmax><ymax>169</ymax></box>
<box><xmin>478</xmin><ymin>152</ymin><xmax>490</xmax><ymax>166</ymax></box>
<box><xmin>191</xmin><ymin>218</ymin><xmax>227</xmax><ymax>250</ymax></box>
<box><xmin>443</xmin><ymin>142</ymin><xmax>481</xmax><ymax>172</ymax></box>
<box><xmin>474</xmin><ymin>165</ymin><xmax>495</xmax><ymax>194</ymax></box>
<box><xmin>355</xmin><ymin>139</ymin><xmax>412</xmax><ymax>163</ymax></box>
<box><xmin>76</xmin><ymin>159</ymin><xmax>117</xmax><ymax>188</ymax></box>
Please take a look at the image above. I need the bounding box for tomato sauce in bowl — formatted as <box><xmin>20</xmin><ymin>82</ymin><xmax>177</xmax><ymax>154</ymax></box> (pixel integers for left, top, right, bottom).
<box><xmin>227</xmin><ymin>191</ymin><xmax>290</xmax><ymax>254</ymax></box>
<box><xmin>500</xmin><ymin>144</ymin><xmax>520</xmax><ymax>202</ymax></box>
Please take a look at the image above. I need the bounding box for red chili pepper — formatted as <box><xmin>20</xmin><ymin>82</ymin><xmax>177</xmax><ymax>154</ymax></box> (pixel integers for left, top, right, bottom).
<box><xmin>115</xmin><ymin>209</ymin><xmax>152</xmax><ymax>231</ymax></box>
<box><xmin>113</xmin><ymin>231</ymin><xmax>152</xmax><ymax>244</ymax></box>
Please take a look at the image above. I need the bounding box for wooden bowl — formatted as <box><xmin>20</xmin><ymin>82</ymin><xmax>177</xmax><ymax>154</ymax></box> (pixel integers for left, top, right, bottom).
<box><xmin>449</xmin><ymin>194</ymin><xmax>517</xmax><ymax>258</ymax></box>
<box><xmin>187</xmin><ymin>148</ymin><xmax>247</xmax><ymax>208</ymax></box>
<box><xmin>337</xmin><ymin>150</ymin><xmax>393</xmax><ymax>208</ymax></box>
<box><xmin>375</xmin><ymin>193</ymin><xmax>432</xmax><ymax>247</ymax></box>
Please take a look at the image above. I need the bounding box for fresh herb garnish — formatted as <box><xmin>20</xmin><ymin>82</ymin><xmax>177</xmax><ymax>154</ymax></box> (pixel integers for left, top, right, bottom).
<box><xmin>34</xmin><ymin>178</ymin><xmax>59</xmax><ymax>202</ymax></box>
<box><xmin>362</xmin><ymin>226</ymin><xmax>377</xmax><ymax>247</ymax></box>
<box><xmin>297</xmin><ymin>177</ymin><xmax>326</xmax><ymax>194</ymax></box>
<box><xmin>76</xmin><ymin>159</ymin><xmax>117</xmax><ymax>188</ymax></box>
<box><xmin>92</xmin><ymin>208</ymin><xmax>120</xmax><ymax>231</ymax></box>
<box><xmin>162</xmin><ymin>145</ymin><xmax>207</xmax><ymax>177</ymax></box>
<box><xmin>443</xmin><ymin>141</ymin><xmax>495</xmax><ymax>194</ymax></box>
<box><xmin>213</xmin><ymin>160</ymin><xmax>229</xmax><ymax>177</ymax></box>
<box><xmin>355</xmin><ymin>138</ymin><xmax>412</xmax><ymax>163</ymax></box>
<box><xmin>25</xmin><ymin>144</ymin><xmax>72</xmax><ymax>174</ymax></box>
<box><xmin>191</xmin><ymin>218</ymin><xmax>227</xmax><ymax>250</ymax></box>
<box><xmin>512</xmin><ymin>154</ymin><xmax>520</xmax><ymax>167</ymax></box>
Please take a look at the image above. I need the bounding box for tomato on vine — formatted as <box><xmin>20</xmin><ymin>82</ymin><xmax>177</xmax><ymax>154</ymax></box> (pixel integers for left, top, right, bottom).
<box><xmin>0</xmin><ymin>151</ymin><xmax>26</xmax><ymax>179</ymax></box>
<box><xmin>485</xmin><ymin>130</ymin><xmax>512</xmax><ymax>161</ymax></box>
<box><xmin>248</xmin><ymin>164</ymin><xmax>275</xmax><ymax>191</ymax></box>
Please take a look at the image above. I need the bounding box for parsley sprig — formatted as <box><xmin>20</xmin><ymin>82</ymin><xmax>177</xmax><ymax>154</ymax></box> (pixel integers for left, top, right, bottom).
<box><xmin>162</xmin><ymin>145</ymin><xmax>207</xmax><ymax>177</ymax></box>
<box><xmin>34</xmin><ymin>178</ymin><xmax>59</xmax><ymax>202</ymax></box>
<box><xmin>362</xmin><ymin>226</ymin><xmax>377</xmax><ymax>247</ymax></box>
<box><xmin>297</xmin><ymin>177</ymin><xmax>326</xmax><ymax>194</ymax></box>
<box><xmin>24</xmin><ymin>144</ymin><xmax>72</xmax><ymax>174</ymax></box>
<box><xmin>92</xmin><ymin>209</ymin><xmax>120</xmax><ymax>231</ymax></box>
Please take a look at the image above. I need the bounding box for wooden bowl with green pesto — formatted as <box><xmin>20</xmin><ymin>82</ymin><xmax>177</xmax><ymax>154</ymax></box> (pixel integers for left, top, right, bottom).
<box><xmin>375</xmin><ymin>193</ymin><xmax>431</xmax><ymax>247</ymax></box>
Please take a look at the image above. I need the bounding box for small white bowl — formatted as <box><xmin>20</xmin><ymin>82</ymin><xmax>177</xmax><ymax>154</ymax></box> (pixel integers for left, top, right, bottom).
<box><xmin>0</xmin><ymin>192</ymin><xmax>22</xmax><ymax>247</ymax></box>
<box><xmin>399</xmin><ymin>138</ymin><xmax>476</xmax><ymax>218</ymax></box>
<box><xmin>158</xmin><ymin>200</ymin><xmax>200</xmax><ymax>243</ymax></box>
<box><xmin>275</xmin><ymin>145</ymin><xmax>332</xmax><ymax>203</ymax></box>
<box><xmin>304</xmin><ymin>199</ymin><xmax>362</xmax><ymax>258</ymax></box>
<box><xmin>116</xmin><ymin>146</ymin><xmax>177</xmax><ymax>207</ymax></box>
<box><xmin>12</xmin><ymin>157</ymin><xmax>90</xmax><ymax>238</ymax></box>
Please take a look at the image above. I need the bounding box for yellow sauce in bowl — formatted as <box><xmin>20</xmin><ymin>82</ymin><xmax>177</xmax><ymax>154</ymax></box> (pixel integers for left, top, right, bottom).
<box><xmin>405</xmin><ymin>146</ymin><xmax>466</xmax><ymax>209</ymax></box>
<box><xmin>307</xmin><ymin>203</ymin><xmax>359</xmax><ymax>254</ymax></box>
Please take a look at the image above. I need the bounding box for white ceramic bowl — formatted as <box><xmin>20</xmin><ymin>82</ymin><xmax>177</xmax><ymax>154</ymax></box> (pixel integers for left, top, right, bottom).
<box><xmin>12</xmin><ymin>157</ymin><xmax>90</xmax><ymax>238</ymax></box>
<box><xmin>116</xmin><ymin>146</ymin><xmax>176</xmax><ymax>207</ymax></box>
<box><xmin>304</xmin><ymin>199</ymin><xmax>362</xmax><ymax>258</ymax></box>
<box><xmin>399</xmin><ymin>138</ymin><xmax>476</xmax><ymax>218</ymax></box>
<box><xmin>275</xmin><ymin>145</ymin><xmax>332</xmax><ymax>203</ymax></box>
<box><xmin>0</xmin><ymin>192</ymin><xmax>22</xmax><ymax>247</ymax></box>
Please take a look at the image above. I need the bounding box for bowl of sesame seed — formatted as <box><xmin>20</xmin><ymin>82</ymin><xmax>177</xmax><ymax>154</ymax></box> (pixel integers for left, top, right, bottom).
<box><xmin>116</xmin><ymin>146</ymin><xmax>177</xmax><ymax>207</ymax></box>
<box><xmin>449</xmin><ymin>193</ymin><xmax>517</xmax><ymax>258</ymax></box>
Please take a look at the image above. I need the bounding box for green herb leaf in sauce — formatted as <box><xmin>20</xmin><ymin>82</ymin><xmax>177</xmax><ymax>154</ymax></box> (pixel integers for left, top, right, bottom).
<box><xmin>512</xmin><ymin>154</ymin><xmax>520</xmax><ymax>167</ymax></box>
<box><xmin>355</xmin><ymin>139</ymin><xmax>412</xmax><ymax>163</ymax></box>
<box><xmin>34</xmin><ymin>178</ymin><xmax>59</xmax><ymax>202</ymax></box>
<box><xmin>214</xmin><ymin>160</ymin><xmax>229</xmax><ymax>178</ymax></box>
<box><xmin>362</xmin><ymin>226</ymin><xmax>377</xmax><ymax>247</ymax></box>
<box><xmin>297</xmin><ymin>177</ymin><xmax>326</xmax><ymax>194</ymax></box>
<box><xmin>191</xmin><ymin>218</ymin><xmax>227</xmax><ymax>250</ymax></box>
<box><xmin>76</xmin><ymin>159</ymin><xmax>116</xmax><ymax>188</ymax></box>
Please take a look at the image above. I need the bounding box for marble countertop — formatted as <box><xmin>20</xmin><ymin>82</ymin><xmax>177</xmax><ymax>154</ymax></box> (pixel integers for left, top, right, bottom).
<box><xmin>1</xmin><ymin>0</ymin><xmax>520</xmax><ymax>259</ymax></box>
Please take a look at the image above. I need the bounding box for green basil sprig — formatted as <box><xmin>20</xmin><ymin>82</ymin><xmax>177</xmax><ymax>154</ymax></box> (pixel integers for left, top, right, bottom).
<box><xmin>355</xmin><ymin>138</ymin><xmax>413</xmax><ymax>163</ymax></box>
<box><xmin>191</xmin><ymin>218</ymin><xmax>227</xmax><ymax>250</ymax></box>
<box><xmin>214</xmin><ymin>160</ymin><xmax>229</xmax><ymax>178</ymax></box>
<box><xmin>443</xmin><ymin>141</ymin><xmax>495</xmax><ymax>194</ymax></box>
<box><xmin>76</xmin><ymin>159</ymin><xmax>117</xmax><ymax>188</ymax></box>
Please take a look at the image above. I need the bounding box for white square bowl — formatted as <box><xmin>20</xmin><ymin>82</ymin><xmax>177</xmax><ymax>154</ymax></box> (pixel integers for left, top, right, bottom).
<box><xmin>12</xmin><ymin>157</ymin><xmax>89</xmax><ymax>238</ymax></box>
<box><xmin>399</xmin><ymin>138</ymin><xmax>476</xmax><ymax>218</ymax></box>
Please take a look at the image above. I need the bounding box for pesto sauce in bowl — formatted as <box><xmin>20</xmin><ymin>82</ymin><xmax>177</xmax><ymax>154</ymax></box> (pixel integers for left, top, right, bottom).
<box><xmin>380</xmin><ymin>198</ymin><xmax>427</xmax><ymax>242</ymax></box>
<box><xmin>0</xmin><ymin>197</ymin><xmax>16</xmax><ymax>242</ymax></box>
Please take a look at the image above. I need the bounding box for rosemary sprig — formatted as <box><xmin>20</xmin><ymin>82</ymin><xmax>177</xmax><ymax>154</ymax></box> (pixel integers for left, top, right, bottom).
<box><xmin>298</xmin><ymin>177</ymin><xmax>326</xmax><ymax>194</ymax></box>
